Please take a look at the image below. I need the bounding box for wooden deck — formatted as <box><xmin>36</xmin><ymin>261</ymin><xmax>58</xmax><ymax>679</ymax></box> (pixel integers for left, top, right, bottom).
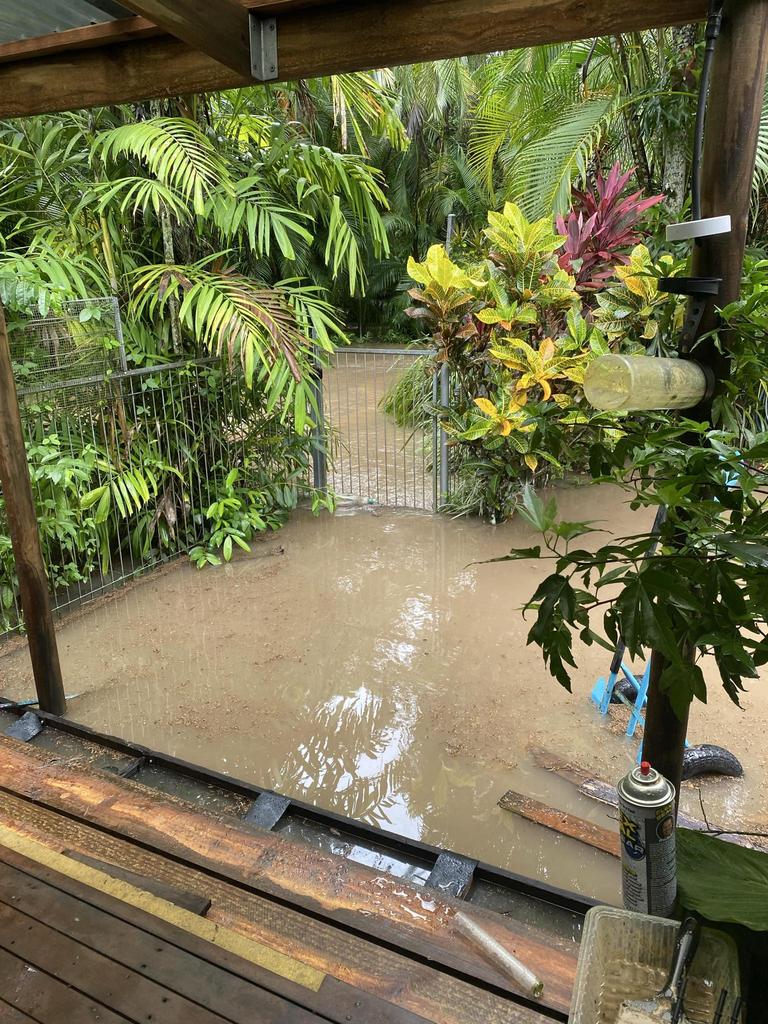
<box><xmin>0</xmin><ymin>735</ymin><xmax>577</xmax><ymax>1023</ymax></box>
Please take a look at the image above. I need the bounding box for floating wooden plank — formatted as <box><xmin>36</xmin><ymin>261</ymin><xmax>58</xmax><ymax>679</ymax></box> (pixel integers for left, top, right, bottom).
<box><xmin>0</xmin><ymin>789</ymin><xmax>541</xmax><ymax>1024</ymax></box>
<box><xmin>578</xmin><ymin>779</ymin><xmax>768</xmax><ymax>854</ymax></box>
<box><xmin>0</xmin><ymin>737</ymin><xmax>576</xmax><ymax>1015</ymax></box>
<box><xmin>527</xmin><ymin>744</ymin><xmax>591</xmax><ymax>787</ymax></box>
<box><xmin>499</xmin><ymin>790</ymin><xmax>620</xmax><ymax>858</ymax></box>
<box><xmin>0</xmin><ymin>0</ymin><xmax>708</xmax><ymax>118</ymax></box>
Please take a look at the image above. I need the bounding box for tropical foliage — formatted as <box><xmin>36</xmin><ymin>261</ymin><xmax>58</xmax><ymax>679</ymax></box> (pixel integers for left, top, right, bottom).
<box><xmin>400</xmin><ymin>198</ymin><xmax>680</xmax><ymax>520</ymax></box>
<box><xmin>2</xmin><ymin>26</ymin><xmax>768</xmax><ymax>621</ymax></box>
<box><xmin>500</xmin><ymin>257</ymin><xmax>768</xmax><ymax>718</ymax></box>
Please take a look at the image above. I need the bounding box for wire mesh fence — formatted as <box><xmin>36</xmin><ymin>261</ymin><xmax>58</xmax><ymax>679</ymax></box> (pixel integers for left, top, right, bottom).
<box><xmin>10</xmin><ymin>297</ymin><xmax>127</xmax><ymax>390</ymax></box>
<box><xmin>0</xmin><ymin>331</ymin><xmax>444</xmax><ymax>634</ymax></box>
<box><xmin>1</xmin><ymin>357</ymin><xmax>306</xmax><ymax>635</ymax></box>
<box><xmin>318</xmin><ymin>347</ymin><xmax>438</xmax><ymax>510</ymax></box>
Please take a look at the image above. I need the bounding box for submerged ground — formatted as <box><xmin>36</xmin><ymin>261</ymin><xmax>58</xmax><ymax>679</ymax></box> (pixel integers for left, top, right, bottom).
<box><xmin>1</xmin><ymin>484</ymin><xmax>765</xmax><ymax>904</ymax></box>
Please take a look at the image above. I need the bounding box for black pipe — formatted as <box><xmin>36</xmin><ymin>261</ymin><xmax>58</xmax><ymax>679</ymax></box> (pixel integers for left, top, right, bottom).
<box><xmin>691</xmin><ymin>2</ymin><xmax>724</xmax><ymax>221</ymax></box>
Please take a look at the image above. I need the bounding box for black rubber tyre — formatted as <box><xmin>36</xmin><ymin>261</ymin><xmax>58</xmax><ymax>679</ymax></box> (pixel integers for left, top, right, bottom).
<box><xmin>682</xmin><ymin>744</ymin><xmax>744</xmax><ymax>780</ymax></box>
<box><xmin>610</xmin><ymin>675</ymin><xmax>639</xmax><ymax>704</ymax></box>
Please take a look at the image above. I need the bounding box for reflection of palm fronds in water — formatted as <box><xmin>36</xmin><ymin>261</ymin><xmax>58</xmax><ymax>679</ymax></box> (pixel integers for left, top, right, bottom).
<box><xmin>270</xmin><ymin>688</ymin><xmax>421</xmax><ymax>826</ymax></box>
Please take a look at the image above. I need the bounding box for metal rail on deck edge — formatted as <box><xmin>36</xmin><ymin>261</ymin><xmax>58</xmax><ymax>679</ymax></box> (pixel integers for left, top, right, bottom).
<box><xmin>0</xmin><ymin>700</ymin><xmax>596</xmax><ymax>918</ymax></box>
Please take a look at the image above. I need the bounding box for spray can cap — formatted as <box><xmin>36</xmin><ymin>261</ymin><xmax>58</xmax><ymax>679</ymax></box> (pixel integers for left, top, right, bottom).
<box><xmin>640</xmin><ymin>761</ymin><xmax>651</xmax><ymax>776</ymax></box>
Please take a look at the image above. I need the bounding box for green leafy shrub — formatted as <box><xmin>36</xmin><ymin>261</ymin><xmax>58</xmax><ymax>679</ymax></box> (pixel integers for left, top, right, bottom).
<box><xmin>397</xmin><ymin>200</ymin><xmax>677</xmax><ymax>519</ymax></box>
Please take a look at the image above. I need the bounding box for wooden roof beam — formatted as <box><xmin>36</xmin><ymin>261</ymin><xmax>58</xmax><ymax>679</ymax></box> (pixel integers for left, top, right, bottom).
<box><xmin>0</xmin><ymin>17</ymin><xmax>159</xmax><ymax>65</ymax></box>
<box><xmin>0</xmin><ymin>0</ymin><xmax>709</xmax><ymax>119</ymax></box>
<box><xmin>118</xmin><ymin>0</ymin><xmax>252</xmax><ymax>78</ymax></box>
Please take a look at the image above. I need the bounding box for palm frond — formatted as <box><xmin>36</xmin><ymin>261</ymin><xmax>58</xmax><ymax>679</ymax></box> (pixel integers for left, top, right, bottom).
<box><xmin>96</xmin><ymin>117</ymin><xmax>231</xmax><ymax>215</ymax></box>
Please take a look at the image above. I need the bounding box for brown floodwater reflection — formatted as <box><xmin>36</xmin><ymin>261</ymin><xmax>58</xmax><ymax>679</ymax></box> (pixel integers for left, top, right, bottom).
<box><xmin>1</xmin><ymin>489</ymin><xmax>764</xmax><ymax>905</ymax></box>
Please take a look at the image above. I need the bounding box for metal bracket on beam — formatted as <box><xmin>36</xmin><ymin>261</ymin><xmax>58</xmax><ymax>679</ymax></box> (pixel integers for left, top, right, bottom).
<box><xmin>5</xmin><ymin>711</ymin><xmax>43</xmax><ymax>743</ymax></box>
<box><xmin>426</xmin><ymin>851</ymin><xmax>477</xmax><ymax>899</ymax></box>
<box><xmin>243</xmin><ymin>791</ymin><xmax>291</xmax><ymax>831</ymax></box>
<box><xmin>249</xmin><ymin>15</ymin><xmax>278</xmax><ymax>82</ymax></box>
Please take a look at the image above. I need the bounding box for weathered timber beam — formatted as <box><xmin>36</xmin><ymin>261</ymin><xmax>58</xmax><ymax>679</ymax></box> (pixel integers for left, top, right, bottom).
<box><xmin>0</xmin><ymin>737</ymin><xmax>577</xmax><ymax>1014</ymax></box>
<box><xmin>119</xmin><ymin>0</ymin><xmax>253</xmax><ymax>77</ymax></box>
<box><xmin>0</xmin><ymin>305</ymin><xmax>66</xmax><ymax>716</ymax></box>
<box><xmin>0</xmin><ymin>0</ymin><xmax>708</xmax><ymax>118</ymax></box>
<box><xmin>0</xmin><ymin>18</ymin><xmax>159</xmax><ymax>65</ymax></box>
<box><xmin>0</xmin><ymin>0</ymin><xmax>336</xmax><ymax>66</ymax></box>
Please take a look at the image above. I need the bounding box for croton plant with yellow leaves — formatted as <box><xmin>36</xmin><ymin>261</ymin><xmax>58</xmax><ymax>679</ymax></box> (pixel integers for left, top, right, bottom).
<box><xmin>403</xmin><ymin>201</ymin><xmax>683</xmax><ymax>520</ymax></box>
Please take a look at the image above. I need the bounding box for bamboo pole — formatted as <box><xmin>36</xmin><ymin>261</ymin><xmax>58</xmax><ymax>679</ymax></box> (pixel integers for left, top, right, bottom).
<box><xmin>642</xmin><ymin>0</ymin><xmax>768</xmax><ymax>802</ymax></box>
<box><xmin>0</xmin><ymin>302</ymin><xmax>66</xmax><ymax>715</ymax></box>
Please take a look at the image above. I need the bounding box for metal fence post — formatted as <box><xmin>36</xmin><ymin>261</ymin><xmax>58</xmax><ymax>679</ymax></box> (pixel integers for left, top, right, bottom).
<box><xmin>110</xmin><ymin>295</ymin><xmax>129</xmax><ymax>373</ymax></box>
<box><xmin>432</xmin><ymin>368</ymin><xmax>439</xmax><ymax>510</ymax></box>
<box><xmin>310</xmin><ymin>349</ymin><xmax>328</xmax><ymax>491</ymax></box>
<box><xmin>436</xmin><ymin>212</ymin><xmax>456</xmax><ymax>510</ymax></box>
<box><xmin>438</xmin><ymin>362</ymin><xmax>449</xmax><ymax>507</ymax></box>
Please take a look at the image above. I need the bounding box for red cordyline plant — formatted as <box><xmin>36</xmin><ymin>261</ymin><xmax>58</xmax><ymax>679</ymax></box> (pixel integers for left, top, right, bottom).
<box><xmin>556</xmin><ymin>163</ymin><xmax>664</xmax><ymax>292</ymax></box>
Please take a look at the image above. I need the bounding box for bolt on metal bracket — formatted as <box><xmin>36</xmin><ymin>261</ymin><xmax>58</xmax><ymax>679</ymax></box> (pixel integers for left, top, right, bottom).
<box><xmin>250</xmin><ymin>15</ymin><xmax>278</xmax><ymax>81</ymax></box>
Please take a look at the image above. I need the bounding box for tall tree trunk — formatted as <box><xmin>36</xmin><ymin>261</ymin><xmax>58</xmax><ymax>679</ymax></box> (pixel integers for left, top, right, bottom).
<box><xmin>159</xmin><ymin>202</ymin><xmax>183</xmax><ymax>355</ymax></box>
<box><xmin>661</xmin><ymin>25</ymin><xmax>698</xmax><ymax>212</ymax></box>
<box><xmin>614</xmin><ymin>36</ymin><xmax>653</xmax><ymax>192</ymax></box>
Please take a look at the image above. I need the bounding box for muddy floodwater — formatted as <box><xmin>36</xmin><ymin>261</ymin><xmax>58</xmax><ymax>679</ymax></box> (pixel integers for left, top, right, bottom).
<box><xmin>2</xmin><ymin>486</ymin><xmax>767</xmax><ymax>905</ymax></box>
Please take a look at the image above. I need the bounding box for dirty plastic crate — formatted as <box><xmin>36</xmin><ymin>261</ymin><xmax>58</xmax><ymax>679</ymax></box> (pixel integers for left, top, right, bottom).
<box><xmin>569</xmin><ymin>906</ymin><xmax>740</xmax><ymax>1024</ymax></box>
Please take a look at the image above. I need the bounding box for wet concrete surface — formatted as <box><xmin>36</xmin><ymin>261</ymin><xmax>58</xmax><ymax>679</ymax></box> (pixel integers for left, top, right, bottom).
<box><xmin>1</xmin><ymin>485</ymin><xmax>766</xmax><ymax>905</ymax></box>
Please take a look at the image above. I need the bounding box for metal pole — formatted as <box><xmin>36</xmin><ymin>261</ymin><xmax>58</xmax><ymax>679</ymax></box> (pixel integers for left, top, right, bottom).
<box><xmin>111</xmin><ymin>294</ymin><xmax>129</xmax><ymax>374</ymax></box>
<box><xmin>432</xmin><ymin>368</ymin><xmax>439</xmax><ymax>510</ymax></box>
<box><xmin>439</xmin><ymin>362</ymin><xmax>450</xmax><ymax>505</ymax></box>
<box><xmin>437</xmin><ymin>212</ymin><xmax>456</xmax><ymax>509</ymax></box>
<box><xmin>0</xmin><ymin>301</ymin><xmax>66</xmax><ymax>715</ymax></box>
<box><xmin>309</xmin><ymin>347</ymin><xmax>327</xmax><ymax>491</ymax></box>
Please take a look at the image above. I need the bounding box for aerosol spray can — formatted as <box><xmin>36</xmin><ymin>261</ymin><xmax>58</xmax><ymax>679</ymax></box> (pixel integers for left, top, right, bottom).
<box><xmin>617</xmin><ymin>760</ymin><xmax>677</xmax><ymax>916</ymax></box>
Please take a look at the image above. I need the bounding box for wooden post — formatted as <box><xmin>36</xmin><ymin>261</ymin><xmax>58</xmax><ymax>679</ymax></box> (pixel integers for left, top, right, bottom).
<box><xmin>0</xmin><ymin>302</ymin><xmax>66</xmax><ymax>715</ymax></box>
<box><xmin>642</xmin><ymin>0</ymin><xmax>768</xmax><ymax>801</ymax></box>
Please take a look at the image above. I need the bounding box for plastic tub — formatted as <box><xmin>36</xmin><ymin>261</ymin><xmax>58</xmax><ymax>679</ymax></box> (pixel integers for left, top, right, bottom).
<box><xmin>569</xmin><ymin>906</ymin><xmax>740</xmax><ymax>1024</ymax></box>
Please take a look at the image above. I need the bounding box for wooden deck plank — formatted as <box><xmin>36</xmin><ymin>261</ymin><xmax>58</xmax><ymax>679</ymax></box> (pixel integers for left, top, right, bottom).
<box><xmin>0</xmin><ymin>736</ymin><xmax>577</xmax><ymax>1015</ymax></box>
<box><xmin>64</xmin><ymin>848</ymin><xmax>211</xmax><ymax>915</ymax></box>
<box><xmin>0</xmin><ymin>901</ymin><xmax>240</xmax><ymax>1024</ymax></box>
<box><xmin>0</xmin><ymin>830</ymin><xmax>538</xmax><ymax>1024</ymax></box>
<box><xmin>0</xmin><ymin>998</ymin><xmax>39</xmax><ymax>1023</ymax></box>
<box><xmin>0</xmin><ymin>947</ymin><xmax>130</xmax><ymax>1024</ymax></box>
<box><xmin>0</xmin><ymin>862</ymin><xmax>325</xmax><ymax>1024</ymax></box>
<box><xmin>0</xmin><ymin>800</ymin><xmax>507</xmax><ymax>1024</ymax></box>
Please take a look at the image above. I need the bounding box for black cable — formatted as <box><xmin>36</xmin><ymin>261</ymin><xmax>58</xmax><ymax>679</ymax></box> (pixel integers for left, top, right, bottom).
<box><xmin>691</xmin><ymin>2</ymin><xmax>724</xmax><ymax>221</ymax></box>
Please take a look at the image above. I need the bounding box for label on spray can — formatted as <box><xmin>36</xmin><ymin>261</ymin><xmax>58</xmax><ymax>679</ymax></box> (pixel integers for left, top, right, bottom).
<box><xmin>617</xmin><ymin>760</ymin><xmax>676</xmax><ymax>916</ymax></box>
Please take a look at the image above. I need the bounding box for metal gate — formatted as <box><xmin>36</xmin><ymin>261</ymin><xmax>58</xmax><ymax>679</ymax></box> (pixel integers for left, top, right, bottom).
<box><xmin>314</xmin><ymin>346</ymin><xmax>441</xmax><ymax>511</ymax></box>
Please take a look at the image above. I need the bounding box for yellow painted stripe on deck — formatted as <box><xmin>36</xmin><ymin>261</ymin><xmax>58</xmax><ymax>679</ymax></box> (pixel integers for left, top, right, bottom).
<box><xmin>0</xmin><ymin>822</ymin><xmax>325</xmax><ymax>992</ymax></box>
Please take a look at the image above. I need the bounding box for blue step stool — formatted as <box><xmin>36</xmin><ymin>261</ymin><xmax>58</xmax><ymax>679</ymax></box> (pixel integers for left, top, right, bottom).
<box><xmin>591</xmin><ymin>652</ymin><xmax>688</xmax><ymax>762</ymax></box>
